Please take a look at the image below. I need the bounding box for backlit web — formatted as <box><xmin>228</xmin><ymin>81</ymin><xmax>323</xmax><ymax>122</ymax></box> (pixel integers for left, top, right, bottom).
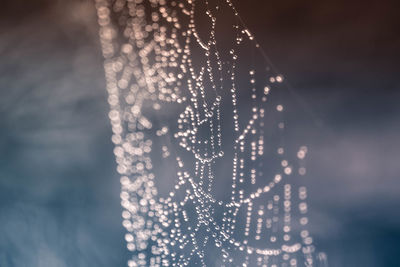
<box><xmin>95</xmin><ymin>0</ymin><xmax>328</xmax><ymax>266</ymax></box>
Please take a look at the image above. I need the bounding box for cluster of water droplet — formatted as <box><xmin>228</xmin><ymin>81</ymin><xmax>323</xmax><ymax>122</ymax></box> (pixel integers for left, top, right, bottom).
<box><xmin>95</xmin><ymin>0</ymin><xmax>326</xmax><ymax>266</ymax></box>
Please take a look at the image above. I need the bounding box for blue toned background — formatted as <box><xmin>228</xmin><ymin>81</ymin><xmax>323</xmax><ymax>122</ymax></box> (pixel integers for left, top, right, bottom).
<box><xmin>0</xmin><ymin>0</ymin><xmax>399</xmax><ymax>266</ymax></box>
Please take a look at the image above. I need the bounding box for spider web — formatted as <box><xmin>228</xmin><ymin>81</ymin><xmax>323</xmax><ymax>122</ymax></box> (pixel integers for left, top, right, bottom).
<box><xmin>95</xmin><ymin>0</ymin><xmax>328</xmax><ymax>266</ymax></box>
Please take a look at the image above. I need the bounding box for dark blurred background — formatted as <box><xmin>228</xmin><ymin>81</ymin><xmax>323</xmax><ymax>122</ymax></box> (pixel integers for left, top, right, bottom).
<box><xmin>0</xmin><ymin>0</ymin><xmax>399</xmax><ymax>266</ymax></box>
